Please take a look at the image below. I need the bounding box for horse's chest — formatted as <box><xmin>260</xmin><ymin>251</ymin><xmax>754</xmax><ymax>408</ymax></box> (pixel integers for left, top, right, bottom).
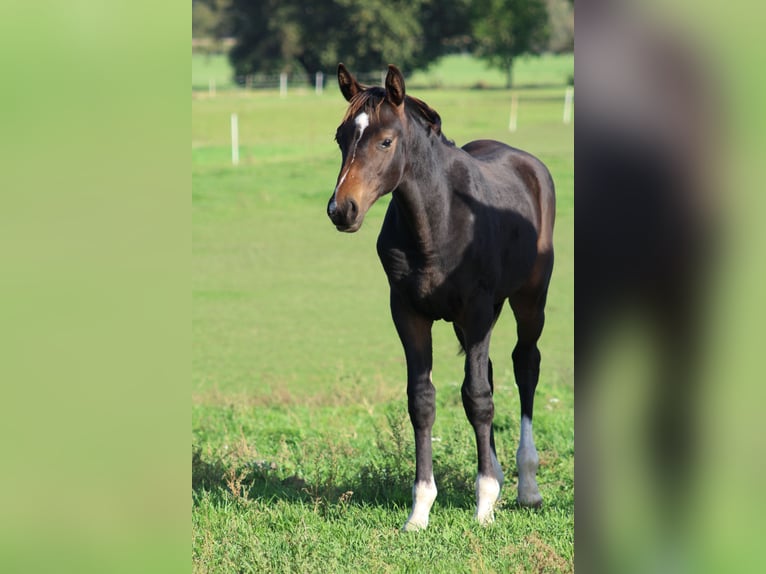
<box><xmin>398</xmin><ymin>267</ymin><xmax>441</xmax><ymax>303</ymax></box>
<box><xmin>378</xmin><ymin>248</ymin><xmax>458</xmax><ymax>319</ymax></box>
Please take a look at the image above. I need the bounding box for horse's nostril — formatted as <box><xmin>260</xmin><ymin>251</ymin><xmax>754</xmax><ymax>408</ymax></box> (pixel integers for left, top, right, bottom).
<box><xmin>348</xmin><ymin>198</ymin><xmax>358</xmax><ymax>216</ymax></box>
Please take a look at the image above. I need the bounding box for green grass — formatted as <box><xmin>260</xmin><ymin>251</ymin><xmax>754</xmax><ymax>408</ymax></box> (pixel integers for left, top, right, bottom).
<box><xmin>193</xmin><ymin>73</ymin><xmax>573</xmax><ymax>571</ymax></box>
<box><xmin>192</xmin><ymin>52</ymin><xmax>574</xmax><ymax>91</ymax></box>
<box><xmin>192</xmin><ymin>52</ymin><xmax>237</xmax><ymax>90</ymax></box>
<box><xmin>408</xmin><ymin>53</ymin><xmax>574</xmax><ymax>89</ymax></box>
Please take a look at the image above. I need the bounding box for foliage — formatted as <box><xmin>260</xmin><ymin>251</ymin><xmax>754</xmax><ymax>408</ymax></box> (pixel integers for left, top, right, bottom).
<box><xmin>226</xmin><ymin>0</ymin><xmax>303</xmax><ymax>76</ymax></box>
<box><xmin>472</xmin><ymin>0</ymin><xmax>551</xmax><ymax>88</ymax></box>
<box><xmin>192</xmin><ymin>0</ymin><xmax>233</xmax><ymax>40</ymax></box>
<box><xmin>413</xmin><ymin>0</ymin><xmax>476</xmax><ymax>64</ymax></box>
<box><xmin>225</xmin><ymin>0</ymin><xmax>474</xmax><ymax>80</ymax></box>
<box><xmin>216</xmin><ymin>0</ymin><xmax>568</xmax><ymax>85</ymax></box>
<box><xmin>545</xmin><ymin>0</ymin><xmax>575</xmax><ymax>53</ymax></box>
<box><xmin>297</xmin><ymin>0</ymin><xmax>425</xmax><ymax>76</ymax></box>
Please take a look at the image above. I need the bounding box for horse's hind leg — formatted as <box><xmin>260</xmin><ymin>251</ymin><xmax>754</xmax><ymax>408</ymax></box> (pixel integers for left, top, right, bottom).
<box><xmin>391</xmin><ymin>292</ymin><xmax>437</xmax><ymax>531</ymax></box>
<box><xmin>509</xmin><ymin>287</ymin><xmax>549</xmax><ymax>508</ymax></box>
<box><xmin>457</xmin><ymin>301</ymin><xmax>505</xmax><ymax>525</ymax></box>
<box><xmin>454</xmin><ymin>302</ymin><xmax>503</xmax><ymax>460</ymax></box>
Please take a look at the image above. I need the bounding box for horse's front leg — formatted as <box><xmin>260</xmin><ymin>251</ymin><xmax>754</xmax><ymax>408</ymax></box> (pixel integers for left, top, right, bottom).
<box><xmin>459</xmin><ymin>303</ymin><xmax>504</xmax><ymax>525</ymax></box>
<box><xmin>390</xmin><ymin>291</ymin><xmax>436</xmax><ymax>532</ymax></box>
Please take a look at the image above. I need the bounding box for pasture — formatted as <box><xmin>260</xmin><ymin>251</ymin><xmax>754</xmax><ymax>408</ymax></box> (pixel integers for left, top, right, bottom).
<box><xmin>192</xmin><ymin>59</ymin><xmax>573</xmax><ymax>572</ymax></box>
<box><xmin>192</xmin><ymin>52</ymin><xmax>574</xmax><ymax>91</ymax></box>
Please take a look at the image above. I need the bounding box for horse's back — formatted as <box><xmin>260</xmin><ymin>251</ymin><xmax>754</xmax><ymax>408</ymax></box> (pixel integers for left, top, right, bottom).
<box><xmin>462</xmin><ymin>139</ymin><xmax>541</xmax><ymax>164</ymax></box>
<box><xmin>461</xmin><ymin>139</ymin><xmax>555</xmax><ymax>256</ymax></box>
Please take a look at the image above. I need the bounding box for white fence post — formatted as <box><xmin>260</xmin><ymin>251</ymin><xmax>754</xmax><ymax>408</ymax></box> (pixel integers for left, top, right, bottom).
<box><xmin>280</xmin><ymin>73</ymin><xmax>288</xmax><ymax>97</ymax></box>
<box><xmin>209</xmin><ymin>78</ymin><xmax>216</xmax><ymax>98</ymax></box>
<box><xmin>508</xmin><ymin>93</ymin><xmax>519</xmax><ymax>132</ymax></box>
<box><xmin>563</xmin><ymin>87</ymin><xmax>574</xmax><ymax>124</ymax></box>
<box><xmin>315</xmin><ymin>71</ymin><xmax>323</xmax><ymax>95</ymax></box>
<box><xmin>230</xmin><ymin>113</ymin><xmax>239</xmax><ymax>166</ymax></box>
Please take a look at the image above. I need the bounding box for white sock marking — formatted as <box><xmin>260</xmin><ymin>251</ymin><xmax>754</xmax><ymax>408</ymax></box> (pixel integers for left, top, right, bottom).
<box><xmin>475</xmin><ymin>452</ymin><xmax>504</xmax><ymax>525</ymax></box>
<box><xmin>402</xmin><ymin>475</ymin><xmax>437</xmax><ymax>531</ymax></box>
<box><xmin>517</xmin><ymin>415</ymin><xmax>542</xmax><ymax>506</ymax></box>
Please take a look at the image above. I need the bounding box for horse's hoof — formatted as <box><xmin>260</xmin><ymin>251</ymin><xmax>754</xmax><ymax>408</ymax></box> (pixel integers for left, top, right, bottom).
<box><xmin>517</xmin><ymin>493</ymin><xmax>543</xmax><ymax>508</ymax></box>
<box><xmin>476</xmin><ymin>509</ymin><xmax>496</xmax><ymax>526</ymax></box>
<box><xmin>475</xmin><ymin>472</ymin><xmax>502</xmax><ymax>526</ymax></box>
<box><xmin>401</xmin><ymin>519</ymin><xmax>427</xmax><ymax>532</ymax></box>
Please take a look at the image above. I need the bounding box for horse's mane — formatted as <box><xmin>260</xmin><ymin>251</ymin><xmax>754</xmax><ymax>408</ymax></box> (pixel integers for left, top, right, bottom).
<box><xmin>342</xmin><ymin>87</ymin><xmax>455</xmax><ymax>147</ymax></box>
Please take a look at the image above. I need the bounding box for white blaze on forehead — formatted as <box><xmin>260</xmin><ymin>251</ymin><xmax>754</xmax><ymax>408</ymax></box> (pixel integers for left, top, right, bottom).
<box><xmin>333</xmin><ymin>111</ymin><xmax>371</xmax><ymax>199</ymax></box>
<box><xmin>354</xmin><ymin>111</ymin><xmax>369</xmax><ymax>134</ymax></box>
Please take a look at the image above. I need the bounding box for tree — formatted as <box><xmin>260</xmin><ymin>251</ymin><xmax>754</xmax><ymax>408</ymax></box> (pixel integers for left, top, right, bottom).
<box><xmin>472</xmin><ymin>0</ymin><xmax>550</xmax><ymax>88</ymax></box>
<box><xmin>193</xmin><ymin>0</ymin><xmax>235</xmax><ymax>57</ymax></box>
<box><xmin>545</xmin><ymin>0</ymin><xmax>574</xmax><ymax>53</ymax></box>
<box><xmin>297</xmin><ymin>0</ymin><xmax>423</xmax><ymax>78</ymax></box>
<box><xmin>225</xmin><ymin>0</ymin><xmax>476</xmax><ymax>84</ymax></box>
<box><xmin>192</xmin><ymin>0</ymin><xmax>233</xmax><ymax>40</ymax></box>
<box><xmin>228</xmin><ymin>0</ymin><xmax>426</xmax><ymax>81</ymax></box>
<box><xmin>414</xmin><ymin>0</ymin><xmax>476</xmax><ymax>66</ymax></box>
<box><xmin>227</xmin><ymin>0</ymin><xmax>303</xmax><ymax>76</ymax></box>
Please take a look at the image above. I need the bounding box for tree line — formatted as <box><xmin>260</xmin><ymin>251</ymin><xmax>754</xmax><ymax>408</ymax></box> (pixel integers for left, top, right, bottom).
<box><xmin>192</xmin><ymin>0</ymin><xmax>573</xmax><ymax>88</ymax></box>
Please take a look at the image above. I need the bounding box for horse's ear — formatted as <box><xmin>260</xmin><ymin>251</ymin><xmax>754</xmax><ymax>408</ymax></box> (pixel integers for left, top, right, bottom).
<box><xmin>338</xmin><ymin>63</ymin><xmax>362</xmax><ymax>102</ymax></box>
<box><xmin>385</xmin><ymin>65</ymin><xmax>406</xmax><ymax>107</ymax></box>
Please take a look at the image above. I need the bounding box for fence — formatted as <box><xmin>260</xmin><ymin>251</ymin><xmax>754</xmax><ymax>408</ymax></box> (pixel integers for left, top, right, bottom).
<box><xmin>225</xmin><ymin>87</ymin><xmax>574</xmax><ymax>165</ymax></box>
<box><xmin>231</xmin><ymin>70</ymin><xmax>390</xmax><ymax>96</ymax></box>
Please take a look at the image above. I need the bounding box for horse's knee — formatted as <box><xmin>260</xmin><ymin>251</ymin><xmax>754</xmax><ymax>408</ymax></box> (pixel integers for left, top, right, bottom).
<box><xmin>407</xmin><ymin>378</ymin><xmax>436</xmax><ymax>429</ymax></box>
<box><xmin>461</xmin><ymin>382</ymin><xmax>494</xmax><ymax>427</ymax></box>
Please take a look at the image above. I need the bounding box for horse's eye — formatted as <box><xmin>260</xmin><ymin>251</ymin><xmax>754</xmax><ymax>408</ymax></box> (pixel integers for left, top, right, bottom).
<box><xmin>380</xmin><ymin>138</ymin><xmax>393</xmax><ymax>149</ymax></box>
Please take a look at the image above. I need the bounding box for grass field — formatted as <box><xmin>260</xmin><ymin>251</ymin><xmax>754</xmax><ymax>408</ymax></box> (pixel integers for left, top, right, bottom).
<box><xmin>192</xmin><ymin>52</ymin><xmax>574</xmax><ymax>91</ymax></box>
<box><xmin>193</xmin><ymin>57</ymin><xmax>573</xmax><ymax>572</ymax></box>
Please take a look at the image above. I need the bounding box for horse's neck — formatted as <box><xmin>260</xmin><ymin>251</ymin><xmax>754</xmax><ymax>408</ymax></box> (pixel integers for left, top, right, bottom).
<box><xmin>391</xmin><ymin>145</ymin><xmax>455</xmax><ymax>259</ymax></box>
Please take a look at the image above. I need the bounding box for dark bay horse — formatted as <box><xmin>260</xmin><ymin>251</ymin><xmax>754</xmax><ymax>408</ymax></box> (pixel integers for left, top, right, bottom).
<box><xmin>327</xmin><ymin>64</ymin><xmax>555</xmax><ymax>530</ymax></box>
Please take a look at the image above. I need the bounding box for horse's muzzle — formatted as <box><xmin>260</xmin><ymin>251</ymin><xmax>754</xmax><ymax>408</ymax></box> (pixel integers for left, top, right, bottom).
<box><xmin>327</xmin><ymin>196</ymin><xmax>361</xmax><ymax>232</ymax></box>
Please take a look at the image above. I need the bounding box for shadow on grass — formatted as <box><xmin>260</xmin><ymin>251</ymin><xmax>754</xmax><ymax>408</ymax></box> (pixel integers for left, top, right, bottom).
<box><xmin>192</xmin><ymin>433</ymin><xmax>562</xmax><ymax>517</ymax></box>
<box><xmin>191</xmin><ymin>405</ymin><xmax>566</xmax><ymax>516</ymax></box>
<box><xmin>191</xmin><ymin>447</ymin><xmax>563</xmax><ymax>524</ymax></box>
<box><xmin>191</xmin><ymin>407</ymin><xmax>488</xmax><ymax>512</ymax></box>
<box><xmin>192</xmin><ymin>443</ymin><xmax>480</xmax><ymax>512</ymax></box>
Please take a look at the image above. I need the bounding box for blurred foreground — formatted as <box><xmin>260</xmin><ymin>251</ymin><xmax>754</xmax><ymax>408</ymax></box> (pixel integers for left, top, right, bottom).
<box><xmin>576</xmin><ymin>1</ymin><xmax>765</xmax><ymax>572</ymax></box>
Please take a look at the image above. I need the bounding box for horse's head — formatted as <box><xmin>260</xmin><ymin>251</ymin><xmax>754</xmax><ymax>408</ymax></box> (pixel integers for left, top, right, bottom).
<box><xmin>327</xmin><ymin>64</ymin><xmax>409</xmax><ymax>232</ymax></box>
